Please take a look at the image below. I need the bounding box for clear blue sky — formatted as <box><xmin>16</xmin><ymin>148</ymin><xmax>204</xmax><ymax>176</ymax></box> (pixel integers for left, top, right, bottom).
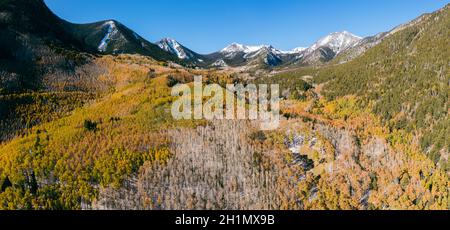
<box><xmin>44</xmin><ymin>0</ymin><xmax>448</xmax><ymax>54</ymax></box>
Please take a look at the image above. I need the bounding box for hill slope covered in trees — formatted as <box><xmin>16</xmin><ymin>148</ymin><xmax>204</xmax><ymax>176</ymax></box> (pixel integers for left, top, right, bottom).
<box><xmin>266</xmin><ymin>4</ymin><xmax>449</xmax><ymax>169</ymax></box>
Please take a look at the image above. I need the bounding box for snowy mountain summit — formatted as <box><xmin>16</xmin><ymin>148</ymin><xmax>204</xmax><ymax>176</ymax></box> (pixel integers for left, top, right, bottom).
<box><xmin>216</xmin><ymin>43</ymin><xmax>285</xmax><ymax>66</ymax></box>
<box><xmin>281</xmin><ymin>47</ymin><xmax>307</xmax><ymax>54</ymax></box>
<box><xmin>156</xmin><ymin>38</ymin><xmax>205</xmax><ymax>63</ymax></box>
<box><xmin>219</xmin><ymin>43</ymin><xmax>268</xmax><ymax>59</ymax></box>
<box><xmin>157</xmin><ymin>38</ymin><xmax>190</xmax><ymax>59</ymax></box>
<box><xmin>307</xmin><ymin>31</ymin><xmax>361</xmax><ymax>55</ymax></box>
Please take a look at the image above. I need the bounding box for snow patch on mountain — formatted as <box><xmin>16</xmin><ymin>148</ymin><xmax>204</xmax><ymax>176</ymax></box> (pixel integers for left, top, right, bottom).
<box><xmin>98</xmin><ymin>21</ymin><xmax>119</xmax><ymax>52</ymax></box>
<box><xmin>132</xmin><ymin>32</ymin><xmax>140</xmax><ymax>40</ymax></box>
<box><xmin>211</xmin><ymin>59</ymin><xmax>228</xmax><ymax>67</ymax></box>
<box><xmin>264</xmin><ymin>51</ymin><xmax>282</xmax><ymax>66</ymax></box>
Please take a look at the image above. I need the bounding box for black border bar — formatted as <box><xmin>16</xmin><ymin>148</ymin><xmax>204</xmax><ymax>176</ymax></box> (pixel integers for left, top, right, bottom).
<box><xmin>0</xmin><ymin>211</ymin><xmax>448</xmax><ymax>228</ymax></box>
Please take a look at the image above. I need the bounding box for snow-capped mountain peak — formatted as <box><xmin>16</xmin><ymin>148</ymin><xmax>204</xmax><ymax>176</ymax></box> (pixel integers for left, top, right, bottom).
<box><xmin>308</xmin><ymin>31</ymin><xmax>361</xmax><ymax>54</ymax></box>
<box><xmin>220</xmin><ymin>43</ymin><xmax>266</xmax><ymax>54</ymax></box>
<box><xmin>279</xmin><ymin>47</ymin><xmax>307</xmax><ymax>54</ymax></box>
<box><xmin>291</xmin><ymin>47</ymin><xmax>307</xmax><ymax>53</ymax></box>
<box><xmin>156</xmin><ymin>38</ymin><xmax>190</xmax><ymax>59</ymax></box>
<box><xmin>220</xmin><ymin>43</ymin><xmax>245</xmax><ymax>53</ymax></box>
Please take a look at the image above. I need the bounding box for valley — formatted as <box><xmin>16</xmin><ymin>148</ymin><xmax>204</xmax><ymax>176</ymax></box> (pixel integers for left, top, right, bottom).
<box><xmin>0</xmin><ymin>0</ymin><xmax>448</xmax><ymax>210</ymax></box>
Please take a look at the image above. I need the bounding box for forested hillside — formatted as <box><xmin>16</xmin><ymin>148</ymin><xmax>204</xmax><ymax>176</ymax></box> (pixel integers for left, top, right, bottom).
<box><xmin>267</xmin><ymin>4</ymin><xmax>449</xmax><ymax>169</ymax></box>
<box><xmin>0</xmin><ymin>1</ymin><xmax>448</xmax><ymax>210</ymax></box>
<box><xmin>1</xmin><ymin>53</ymin><xmax>447</xmax><ymax>210</ymax></box>
<box><xmin>0</xmin><ymin>55</ymin><xmax>225</xmax><ymax>209</ymax></box>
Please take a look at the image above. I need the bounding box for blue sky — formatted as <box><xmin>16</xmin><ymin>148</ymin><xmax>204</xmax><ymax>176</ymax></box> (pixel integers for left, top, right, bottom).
<box><xmin>44</xmin><ymin>0</ymin><xmax>448</xmax><ymax>54</ymax></box>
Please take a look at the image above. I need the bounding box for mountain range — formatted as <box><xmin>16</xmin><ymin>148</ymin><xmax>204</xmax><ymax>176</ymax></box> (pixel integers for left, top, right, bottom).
<box><xmin>1</xmin><ymin>0</ymin><xmax>448</xmax><ymax>94</ymax></box>
<box><xmin>155</xmin><ymin>31</ymin><xmax>363</xmax><ymax>68</ymax></box>
<box><xmin>1</xmin><ymin>0</ymin><xmax>424</xmax><ymax>71</ymax></box>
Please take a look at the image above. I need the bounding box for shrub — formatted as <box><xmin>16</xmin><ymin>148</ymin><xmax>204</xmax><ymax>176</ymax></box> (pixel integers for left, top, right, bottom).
<box><xmin>83</xmin><ymin>119</ymin><xmax>98</xmax><ymax>131</ymax></box>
